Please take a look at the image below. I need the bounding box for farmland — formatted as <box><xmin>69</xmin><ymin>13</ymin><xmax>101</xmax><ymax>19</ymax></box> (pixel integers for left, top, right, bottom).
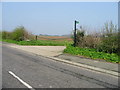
<box><xmin>37</xmin><ymin>35</ymin><xmax>72</xmax><ymax>41</ymax></box>
<box><xmin>2</xmin><ymin>35</ymin><xmax>73</xmax><ymax>46</ymax></box>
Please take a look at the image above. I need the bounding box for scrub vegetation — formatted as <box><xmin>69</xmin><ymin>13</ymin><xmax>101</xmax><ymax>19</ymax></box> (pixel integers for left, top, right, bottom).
<box><xmin>64</xmin><ymin>21</ymin><xmax>119</xmax><ymax>63</ymax></box>
<box><xmin>2</xmin><ymin>26</ymin><xmax>72</xmax><ymax>46</ymax></box>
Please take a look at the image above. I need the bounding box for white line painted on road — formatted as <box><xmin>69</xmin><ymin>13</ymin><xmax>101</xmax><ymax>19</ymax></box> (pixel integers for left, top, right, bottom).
<box><xmin>49</xmin><ymin>85</ymin><xmax>52</xmax><ymax>88</ymax></box>
<box><xmin>8</xmin><ymin>71</ymin><xmax>33</xmax><ymax>89</ymax></box>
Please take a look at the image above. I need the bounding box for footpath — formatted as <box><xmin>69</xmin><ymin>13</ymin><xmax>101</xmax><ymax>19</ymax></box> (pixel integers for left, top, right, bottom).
<box><xmin>3</xmin><ymin>42</ymin><xmax>119</xmax><ymax>77</ymax></box>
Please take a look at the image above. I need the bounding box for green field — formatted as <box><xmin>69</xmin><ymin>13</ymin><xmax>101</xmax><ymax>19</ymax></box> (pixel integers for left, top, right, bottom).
<box><xmin>2</xmin><ymin>39</ymin><xmax>73</xmax><ymax>46</ymax></box>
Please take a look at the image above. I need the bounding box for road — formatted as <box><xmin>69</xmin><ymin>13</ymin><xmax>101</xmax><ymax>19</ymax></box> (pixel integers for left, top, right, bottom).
<box><xmin>2</xmin><ymin>45</ymin><xmax>119</xmax><ymax>89</ymax></box>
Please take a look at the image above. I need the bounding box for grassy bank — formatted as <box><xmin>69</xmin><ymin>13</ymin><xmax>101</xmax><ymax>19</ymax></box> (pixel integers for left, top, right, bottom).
<box><xmin>64</xmin><ymin>45</ymin><xmax>119</xmax><ymax>63</ymax></box>
<box><xmin>2</xmin><ymin>39</ymin><xmax>72</xmax><ymax>46</ymax></box>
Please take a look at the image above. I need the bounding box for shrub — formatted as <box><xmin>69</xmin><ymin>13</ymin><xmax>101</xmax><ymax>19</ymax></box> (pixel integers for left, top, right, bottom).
<box><xmin>73</xmin><ymin>21</ymin><xmax>118</xmax><ymax>54</ymax></box>
<box><xmin>2</xmin><ymin>31</ymin><xmax>7</xmax><ymax>39</ymax></box>
<box><xmin>11</xmin><ymin>26</ymin><xmax>29</xmax><ymax>41</ymax></box>
<box><xmin>98</xmin><ymin>34</ymin><xmax>118</xmax><ymax>53</ymax></box>
<box><xmin>97</xmin><ymin>21</ymin><xmax>118</xmax><ymax>54</ymax></box>
<box><xmin>76</xmin><ymin>30</ymin><xmax>85</xmax><ymax>47</ymax></box>
<box><xmin>74</xmin><ymin>29</ymin><xmax>101</xmax><ymax>49</ymax></box>
<box><xmin>84</xmin><ymin>35</ymin><xmax>101</xmax><ymax>49</ymax></box>
<box><xmin>2</xmin><ymin>31</ymin><xmax>12</xmax><ymax>39</ymax></box>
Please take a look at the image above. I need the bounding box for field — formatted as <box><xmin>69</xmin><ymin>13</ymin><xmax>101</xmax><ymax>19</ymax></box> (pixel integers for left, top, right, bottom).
<box><xmin>2</xmin><ymin>35</ymin><xmax>73</xmax><ymax>46</ymax></box>
<box><xmin>37</xmin><ymin>35</ymin><xmax>72</xmax><ymax>41</ymax></box>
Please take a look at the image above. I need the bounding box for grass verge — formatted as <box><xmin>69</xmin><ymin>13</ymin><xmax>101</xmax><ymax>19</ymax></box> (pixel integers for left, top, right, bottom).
<box><xmin>2</xmin><ymin>39</ymin><xmax>72</xmax><ymax>46</ymax></box>
<box><xmin>64</xmin><ymin>45</ymin><xmax>119</xmax><ymax>63</ymax></box>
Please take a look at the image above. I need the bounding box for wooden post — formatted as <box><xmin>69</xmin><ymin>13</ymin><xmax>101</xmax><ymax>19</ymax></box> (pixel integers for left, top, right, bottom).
<box><xmin>36</xmin><ymin>35</ymin><xmax>37</xmax><ymax>41</ymax></box>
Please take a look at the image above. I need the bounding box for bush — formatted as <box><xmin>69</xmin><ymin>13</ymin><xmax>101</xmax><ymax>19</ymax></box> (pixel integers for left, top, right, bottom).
<box><xmin>2</xmin><ymin>27</ymin><xmax>33</xmax><ymax>41</ymax></box>
<box><xmin>98</xmin><ymin>34</ymin><xmax>118</xmax><ymax>53</ymax></box>
<box><xmin>84</xmin><ymin>35</ymin><xmax>101</xmax><ymax>49</ymax></box>
<box><xmin>12</xmin><ymin>27</ymin><xmax>26</xmax><ymax>41</ymax></box>
<box><xmin>76</xmin><ymin>30</ymin><xmax>85</xmax><ymax>47</ymax></box>
<box><xmin>2</xmin><ymin>31</ymin><xmax>7</xmax><ymax>39</ymax></box>
<box><xmin>2</xmin><ymin>31</ymin><xmax>12</xmax><ymax>39</ymax></box>
<box><xmin>73</xmin><ymin>21</ymin><xmax>118</xmax><ymax>54</ymax></box>
<box><xmin>74</xmin><ymin>29</ymin><xmax>101</xmax><ymax>49</ymax></box>
<box><xmin>97</xmin><ymin>21</ymin><xmax>118</xmax><ymax>54</ymax></box>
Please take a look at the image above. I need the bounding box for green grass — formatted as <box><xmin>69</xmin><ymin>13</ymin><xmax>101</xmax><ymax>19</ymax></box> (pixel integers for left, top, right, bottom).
<box><xmin>64</xmin><ymin>45</ymin><xmax>119</xmax><ymax>63</ymax></box>
<box><xmin>0</xmin><ymin>33</ymin><xmax>2</xmax><ymax>41</ymax></box>
<box><xmin>2</xmin><ymin>39</ymin><xmax>18</xmax><ymax>43</ymax></box>
<box><xmin>2</xmin><ymin>39</ymin><xmax>73</xmax><ymax>46</ymax></box>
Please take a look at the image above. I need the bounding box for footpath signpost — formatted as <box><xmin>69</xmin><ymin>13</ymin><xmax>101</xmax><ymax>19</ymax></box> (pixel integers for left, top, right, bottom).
<box><xmin>74</xmin><ymin>20</ymin><xmax>79</xmax><ymax>47</ymax></box>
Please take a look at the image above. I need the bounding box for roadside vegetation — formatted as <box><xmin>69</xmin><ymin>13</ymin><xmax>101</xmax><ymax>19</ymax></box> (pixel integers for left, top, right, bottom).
<box><xmin>2</xmin><ymin>39</ymin><xmax>72</xmax><ymax>46</ymax></box>
<box><xmin>2</xmin><ymin>21</ymin><xmax>119</xmax><ymax>63</ymax></box>
<box><xmin>64</xmin><ymin>45</ymin><xmax>119</xmax><ymax>63</ymax></box>
<box><xmin>64</xmin><ymin>21</ymin><xmax>119</xmax><ymax>63</ymax></box>
<box><xmin>0</xmin><ymin>32</ymin><xmax>2</xmax><ymax>41</ymax></box>
<box><xmin>2</xmin><ymin>26</ymin><xmax>72</xmax><ymax>46</ymax></box>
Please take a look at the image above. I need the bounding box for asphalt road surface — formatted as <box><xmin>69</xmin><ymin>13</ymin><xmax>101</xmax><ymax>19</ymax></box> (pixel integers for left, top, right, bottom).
<box><xmin>2</xmin><ymin>45</ymin><xmax>119</xmax><ymax>89</ymax></box>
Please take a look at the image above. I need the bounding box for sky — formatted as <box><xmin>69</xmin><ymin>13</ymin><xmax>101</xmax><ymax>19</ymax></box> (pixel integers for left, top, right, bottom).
<box><xmin>118</xmin><ymin>1</ymin><xmax>120</xmax><ymax>29</ymax></box>
<box><xmin>0</xmin><ymin>3</ymin><xmax>2</xmax><ymax>31</ymax></box>
<box><xmin>2</xmin><ymin>2</ymin><xmax>118</xmax><ymax>35</ymax></box>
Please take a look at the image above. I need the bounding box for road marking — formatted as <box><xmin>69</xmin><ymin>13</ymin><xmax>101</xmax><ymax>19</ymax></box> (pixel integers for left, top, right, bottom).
<box><xmin>38</xmin><ymin>84</ymin><xmax>42</xmax><ymax>87</ymax></box>
<box><xmin>8</xmin><ymin>71</ymin><xmax>33</xmax><ymax>89</ymax></box>
<box><xmin>49</xmin><ymin>85</ymin><xmax>52</xmax><ymax>88</ymax></box>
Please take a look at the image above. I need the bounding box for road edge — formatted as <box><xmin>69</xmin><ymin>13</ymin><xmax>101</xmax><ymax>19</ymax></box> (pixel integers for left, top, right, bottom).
<box><xmin>3</xmin><ymin>43</ymin><xmax>119</xmax><ymax>77</ymax></box>
<box><xmin>48</xmin><ymin>56</ymin><xmax>119</xmax><ymax>77</ymax></box>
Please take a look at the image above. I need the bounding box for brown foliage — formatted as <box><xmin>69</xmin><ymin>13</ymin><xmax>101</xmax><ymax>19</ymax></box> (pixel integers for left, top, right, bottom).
<box><xmin>83</xmin><ymin>36</ymin><xmax>101</xmax><ymax>48</ymax></box>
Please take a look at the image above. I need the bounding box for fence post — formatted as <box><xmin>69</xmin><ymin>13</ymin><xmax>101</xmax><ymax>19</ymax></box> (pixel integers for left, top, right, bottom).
<box><xmin>36</xmin><ymin>35</ymin><xmax>37</xmax><ymax>41</ymax></box>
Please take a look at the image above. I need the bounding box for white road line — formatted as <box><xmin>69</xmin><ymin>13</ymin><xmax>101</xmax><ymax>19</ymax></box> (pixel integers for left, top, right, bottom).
<box><xmin>49</xmin><ymin>85</ymin><xmax>52</xmax><ymax>88</ymax></box>
<box><xmin>8</xmin><ymin>71</ymin><xmax>33</xmax><ymax>89</ymax></box>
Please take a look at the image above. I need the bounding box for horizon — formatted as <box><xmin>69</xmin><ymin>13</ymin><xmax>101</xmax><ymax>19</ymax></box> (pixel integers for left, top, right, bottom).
<box><xmin>2</xmin><ymin>2</ymin><xmax>118</xmax><ymax>35</ymax></box>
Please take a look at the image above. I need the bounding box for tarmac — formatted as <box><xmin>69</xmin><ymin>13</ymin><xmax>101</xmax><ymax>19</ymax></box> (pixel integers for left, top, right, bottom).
<box><xmin>3</xmin><ymin>42</ymin><xmax>119</xmax><ymax>77</ymax></box>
